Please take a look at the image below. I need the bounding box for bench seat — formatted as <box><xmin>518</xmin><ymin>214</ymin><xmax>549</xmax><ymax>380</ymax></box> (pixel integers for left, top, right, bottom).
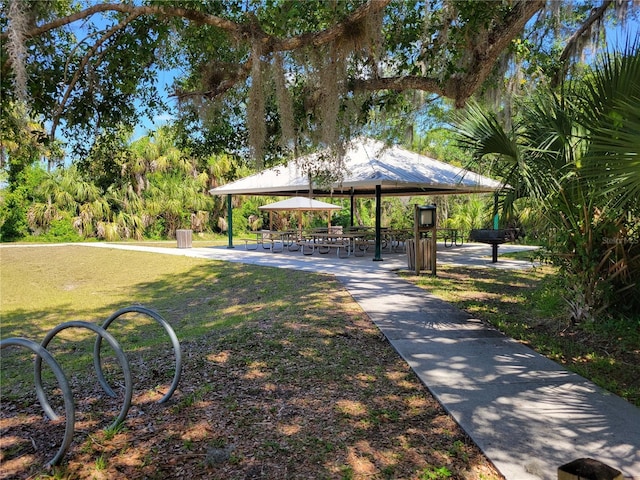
<box><xmin>297</xmin><ymin>240</ymin><xmax>351</xmax><ymax>258</ymax></box>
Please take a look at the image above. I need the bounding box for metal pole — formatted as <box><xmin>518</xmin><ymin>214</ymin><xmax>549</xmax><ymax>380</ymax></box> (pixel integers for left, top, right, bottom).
<box><xmin>373</xmin><ymin>184</ymin><xmax>383</xmax><ymax>261</ymax></box>
<box><xmin>414</xmin><ymin>205</ymin><xmax>420</xmax><ymax>275</ymax></box>
<box><xmin>227</xmin><ymin>194</ymin><xmax>234</xmax><ymax>248</ymax></box>
<box><xmin>350</xmin><ymin>189</ymin><xmax>355</xmax><ymax>228</ymax></box>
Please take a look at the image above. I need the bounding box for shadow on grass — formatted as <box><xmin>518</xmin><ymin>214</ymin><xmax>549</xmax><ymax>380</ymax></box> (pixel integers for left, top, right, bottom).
<box><xmin>1</xmin><ymin>246</ymin><xmax>503</xmax><ymax>480</ymax></box>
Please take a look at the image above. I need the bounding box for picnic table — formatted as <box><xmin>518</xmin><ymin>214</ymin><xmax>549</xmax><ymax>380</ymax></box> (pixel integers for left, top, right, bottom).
<box><xmin>297</xmin><ymin>231</ymin><xmax>355</xmax><ymax>257</ymax></box>
<box><xmin>243</xmin><ymin>230</ymin><xmax>296</xmax><ymax>252</ymax></box>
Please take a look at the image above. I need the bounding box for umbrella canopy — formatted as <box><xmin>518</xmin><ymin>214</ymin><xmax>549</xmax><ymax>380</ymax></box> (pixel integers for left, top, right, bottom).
<box><xmin>258</xmin><ymin>197</ymin><xmax>342</xmax><ymax>211</ymax></box>
<box><xmin>258</xmin><ymin>197</ymin><xmax>342</xmax><ymax>232</ymax></box>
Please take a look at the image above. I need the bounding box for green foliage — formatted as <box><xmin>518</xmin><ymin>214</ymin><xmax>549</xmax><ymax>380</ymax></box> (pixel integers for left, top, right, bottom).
<box><xmin>453</xmin><ymin>45</ymin><xmax>640</xmax><ymax>320</ymax></box>
<box><xmin>444</xmin><ymin>195</ymin><xmax>492</xmax><ymax>234</ymax></box>
<box><xmin>1</xmin><ymin>164</ymin><xmax>47</xmax><ymax>241</ymax></box>
<box><xmin>37</xmin><ymin>216</ymin><xmax>83</xmax><ymax>242</ymax></box>
<box><xmin>78</xmin><ymin>128</ymin><xmax>135</xmax><ymax>192</ymax></box>
<box><xmin>420</xmin><ymin>466</ymin><xmax>452</xmax><ymax>480</ymax></box>
<box><xmin>0</xmin><ymin>102</ymin><xmax>64</xmax><ymax>187</ymax></box>
<box><xmin>1</xmin><ymin>127</ymin><xmax>247</xmax><ymax>241</ymax></box>
<box><xmin>0</xmin><ymin>189</ymin><xmax>28</xmax><ymax>241</ymax></box>
<box><xmin>144</xmin><ymin>217</ymin><xmax>166</xmax><ymax>240</ymax></box>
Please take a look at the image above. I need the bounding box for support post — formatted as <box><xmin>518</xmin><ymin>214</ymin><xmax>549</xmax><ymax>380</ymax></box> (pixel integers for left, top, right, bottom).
<box><xmin>430</xmin><ymin>223</ymin><xmax>437</xmax><ymax>276</ymax></box>
<box><xmin>373</xmin><ymin>184</ymin><xmax>383</xmax><ymax>261</ymax></box>
<box><xmin>414</xmin><ymin>206</ymin><xmax>420</xmax><ymax>276</ymax></box>
<box><xmin>350</xmin><ymin>189</ymin><xmax>355</xmax><ymax>228</ymax></box>
<box><xmin>227</xmin><ymin>194</ymin><xmax>234</xmax><ymax>249</ymax></box>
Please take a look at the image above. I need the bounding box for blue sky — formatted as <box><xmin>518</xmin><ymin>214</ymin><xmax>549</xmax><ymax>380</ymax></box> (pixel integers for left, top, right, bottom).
<box><xmin>132</xmin><ymin>68</ymin><xmax>178</xmax><ymax>141</ymax></box>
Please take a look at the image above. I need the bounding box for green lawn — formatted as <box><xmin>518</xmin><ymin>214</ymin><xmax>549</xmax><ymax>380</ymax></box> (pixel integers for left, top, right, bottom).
<box><xmin>0</xmin><ymin>245</ymin><xmax>501</xmax><ymax>480</ymax></box>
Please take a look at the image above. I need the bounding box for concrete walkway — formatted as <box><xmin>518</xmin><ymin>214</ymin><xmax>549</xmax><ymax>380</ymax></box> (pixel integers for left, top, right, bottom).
<box><xmin>76</xmin><ymin>242</ymin><xmax>640</xmax><ymax>480</ymax></box>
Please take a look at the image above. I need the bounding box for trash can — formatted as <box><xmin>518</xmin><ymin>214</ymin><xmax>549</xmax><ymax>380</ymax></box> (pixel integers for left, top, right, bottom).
<box><xmin>558</xmin><ymin>458</ymin><xmax>623</xmax><ymax>480</ymax></box>
<box><xmin>406</xmin><ymin>238</ymin><xmax>432</xmax><ymax>270</ymax></box>
<box><xmin>176</xmin><ymin>229</ymin><xmax>192</xmax><ymax>249</ymax></box>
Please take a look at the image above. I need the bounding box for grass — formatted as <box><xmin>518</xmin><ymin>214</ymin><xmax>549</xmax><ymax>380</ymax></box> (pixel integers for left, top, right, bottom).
<box><xmin>0</xmin><ymin>245</ymin><xmax>501</xmax><ymax>480</ymax></box>
<box><xmin>2</xmin><ymin>242</ymin><xmax>637</xmax><ymax>479</ymax></box>
<box><xmin>400</xmin><ymin>264</ymin><xmax>640</xmax><ymax>407</ymax></box>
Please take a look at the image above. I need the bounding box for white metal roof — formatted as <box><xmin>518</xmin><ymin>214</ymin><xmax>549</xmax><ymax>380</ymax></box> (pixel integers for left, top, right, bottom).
<box><xmin>258</xmin><ymin>196</ymin><xmax>342</xmax><ymax>211</ymax></box>
<box><xmin>210</xmin><ymin>137</ymin><xmax>502</xmax><ymax>197</ymax></box>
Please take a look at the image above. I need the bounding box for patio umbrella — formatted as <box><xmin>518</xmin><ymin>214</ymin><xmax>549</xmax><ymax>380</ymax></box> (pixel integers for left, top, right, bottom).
<box><xmin>258</xmin><ymin>197</ymin><xmax>342</xmax><ymax>236</ymax></box>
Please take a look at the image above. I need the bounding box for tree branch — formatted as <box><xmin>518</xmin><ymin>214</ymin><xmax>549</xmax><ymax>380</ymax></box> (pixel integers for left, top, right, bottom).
<box><xmin>50</xmin><ymin>13</ymin><xmax>144</xmax><ymax>138</ymax></box>
<box><xmin>552</xmin><ymin>0</ymin><xmax>613</xmax><ymax>86</ymax></box>
<box><xmin>173</xmin><ymin>61</ymin><xmax>253</xmax><ymax>101</ymax></box>
<box><xmin>446</xmin><ymin>0</ymin><xmax>545</xmax><ymax>107</ymax></box>
<box><xmin>20</xmin><ymin>3</ymin><xmax>243</xmax><ymax>40</ymax></box>
<box><xmin>271</xmin><ymin>0</ymin><xmax>392</xmax><ymax>51</ymax></box>
<box><xmin>20</xmin><ymin>0</ymin><xmax>392</xmax><ymax>52</ymax></box>
<box><xmin>350</xmin><ymin>76</ymin><xmax>447</xmax><ymax>97</ymax></box>
<box><xmin>560</xmin><ymin>0</ymin><xmax>613</xmax><ymax>64</ymax></box>
<box><xmin>351</xmin><ymin>1</ymin><xmax>545</xmax><ymax>108</ymax></box>
<box><xmin>18</xmin><ymin>0</ymin><xmax>392</xmax><ymax>103</ymax></box>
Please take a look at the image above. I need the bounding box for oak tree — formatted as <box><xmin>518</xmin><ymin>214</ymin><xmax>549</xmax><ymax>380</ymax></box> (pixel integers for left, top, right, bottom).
<box><xmin>2</xmin><ymin>0</ymin><xmax>637</xmax><ymax>164</ymax></box>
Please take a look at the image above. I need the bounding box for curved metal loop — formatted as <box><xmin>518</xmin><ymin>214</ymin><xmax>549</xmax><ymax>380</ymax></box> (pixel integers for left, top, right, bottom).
<box><xmin>1</xmin><ymin>337</ymin><xmax>75</xmax><ymax>468</ymax></box>
<box><xmin>34</xmin><ymin>321</ymin><xmax>133</xmax><ymax>431</ymax></box>
<box><xmin>95</xmin><ymin>305</ymin><xmax>182</xmax><ymax>404</ymax></box>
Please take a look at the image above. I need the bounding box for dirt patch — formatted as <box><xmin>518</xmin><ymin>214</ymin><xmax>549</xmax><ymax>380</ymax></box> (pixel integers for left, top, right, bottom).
<box><xmin>1</xmin><ymin>292</ymin><xmax>503</xmax><ymax>480</ymax></box>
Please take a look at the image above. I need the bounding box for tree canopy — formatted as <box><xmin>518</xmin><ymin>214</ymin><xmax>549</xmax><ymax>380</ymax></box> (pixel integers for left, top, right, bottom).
<box><xmin>2</xmin><ymin>0</ymin><xmax>638</xmax><ymax>164</ymax></box>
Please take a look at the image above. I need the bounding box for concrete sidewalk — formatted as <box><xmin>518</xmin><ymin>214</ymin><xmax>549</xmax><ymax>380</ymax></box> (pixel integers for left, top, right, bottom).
<box><xmin>77</xmin><ymin>242</ymin><xmax>640</xmax><ymax>479</ymax></box>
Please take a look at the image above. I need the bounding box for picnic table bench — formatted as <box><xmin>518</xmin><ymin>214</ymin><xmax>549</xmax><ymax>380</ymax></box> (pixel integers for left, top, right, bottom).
<box><xmin>298</xmin><ymin>232</ymin><xmax>352</xmax><ymax>258</ymax></box>
<box><xmin>242</xmin><ymin>230</ymin><xmax>290</xmax><ymax>252</ymax></box>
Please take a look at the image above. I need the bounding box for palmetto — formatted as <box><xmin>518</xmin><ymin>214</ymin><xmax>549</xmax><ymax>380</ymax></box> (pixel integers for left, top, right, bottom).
<box><xmin>453</xmin><ymin>45</ymin><xmax>640</xmax><ymax>320</ymax></box>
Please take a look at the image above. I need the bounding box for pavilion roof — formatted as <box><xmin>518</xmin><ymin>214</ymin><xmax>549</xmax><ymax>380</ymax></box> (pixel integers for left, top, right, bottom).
<box><xmin>210</xmin><ymin>137</ymin><xmax>502</xmax><ymax>197</ymax></box>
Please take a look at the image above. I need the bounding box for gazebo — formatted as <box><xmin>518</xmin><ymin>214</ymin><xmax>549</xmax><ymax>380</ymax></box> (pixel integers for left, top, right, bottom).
<box><xmin>210</xmin><ymin>137</ymin><xmax>503</xmax><ymax>260</ymax></box>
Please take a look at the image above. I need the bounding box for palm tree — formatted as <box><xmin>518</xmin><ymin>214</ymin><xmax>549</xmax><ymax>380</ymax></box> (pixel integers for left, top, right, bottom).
<box><xmin>27</xmin><ymin>166</ymin><xmax>106</xmax><ymax>236</ymax></box>
<box><xmin>453</xmin><ymin>45</ymin><xmax>640</xmax><ymax>320</ymax></box>
<box><xmin>578</xmin><ymin>46</ymin><xmax>640</xmax><ymax>212</ymax></box>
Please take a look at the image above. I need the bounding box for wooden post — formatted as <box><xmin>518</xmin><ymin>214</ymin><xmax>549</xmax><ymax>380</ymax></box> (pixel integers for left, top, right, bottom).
<box><xmin>431</xmin><ymin>222</ymin><xmax>437</xmax><ymax>276</ymax></box>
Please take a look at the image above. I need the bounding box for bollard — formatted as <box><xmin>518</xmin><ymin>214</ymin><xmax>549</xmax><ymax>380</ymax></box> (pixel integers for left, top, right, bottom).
<box><xmin>558</xmin><ymin>458</ymin><xmax>623</xmax><ymax>480</ymax></box>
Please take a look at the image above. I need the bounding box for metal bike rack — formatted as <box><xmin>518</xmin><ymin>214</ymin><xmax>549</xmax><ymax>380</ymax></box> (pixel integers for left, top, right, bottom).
<box><xmin>34</xmin><ymin>321</ymin><xmax>133</xmax><ymax>431</ymax></box>
<box><xmin>94</xmin><ymin>305</ymin><xmax>182</xmax><ymax>404</ymax></box>
<box><xmin>1</xmin><ymin>337</ymin><xmax>75</xmax><ymax>468</ymax></box>
<box><xmin>1</xmin><ymin>306</ymin><xmax>181</xmax><ymax>468</ymax></box>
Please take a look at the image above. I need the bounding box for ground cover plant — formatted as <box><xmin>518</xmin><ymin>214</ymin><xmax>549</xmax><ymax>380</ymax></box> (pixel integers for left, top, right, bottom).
<box><xmin>0</xmin><ymin>245</ymin><xmax>501</xmax><ymax>480</ymax></box>
<box><xmin>401</xmin><ymin>263</ymin><xmax>640</xmax><ymax>407</ymax></box>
